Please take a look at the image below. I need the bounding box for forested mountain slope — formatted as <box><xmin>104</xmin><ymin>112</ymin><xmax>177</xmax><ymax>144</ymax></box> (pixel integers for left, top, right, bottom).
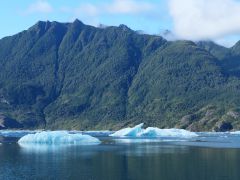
<box><xmin>1</xmin><ymin>20</ymin><xmax>240</xmax><ymax>131</ymax></box>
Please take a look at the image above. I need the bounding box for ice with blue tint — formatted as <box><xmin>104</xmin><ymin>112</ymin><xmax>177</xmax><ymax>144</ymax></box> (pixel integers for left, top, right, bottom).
<box><xmin>111</xmin><ymin>123</ymin><xmax>144</xmax><ymax>137</ymax></box>
<box><xmin>0</xmin><ymin>130</ymin><xmax>41</xmax><ymax>138</ymax></box>
<box><xmin>18</xmin><ymin>131</ymin><xmax>101</xmax><ymax>145</ymax></box>
<box><xmin>139</xmin><ymin>127</ymin><xmax>198</xmax><ymax>138</ymax></box>
<box><xmin>0</xmin><ymin>130</ymin><xmax>113</xmax><ymax>138</ymax></box>
<box><xmin>74</xmin><ymin>130</ymin><xmax>114</xmax><ymax>137</ymax></box>
<box><xmin>230</xmin><ymin>131</ymin><xmax>240</xmax><ymax>135</ymax></box>
<box><xmin>110</xmin><ymin>123</ymin><xmax>198</xmax><ymax>138</ymax></box>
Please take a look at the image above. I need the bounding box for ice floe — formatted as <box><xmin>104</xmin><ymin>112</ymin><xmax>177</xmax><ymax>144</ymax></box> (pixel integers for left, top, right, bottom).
<box><xmin>0</xmin><ymin>130</ymin><xmax>113</xmax><ymax>138</ymax></box>
<box><xmin>110</xmin><ymin>123</ymin><xmax>198</xmax><ymax>138</ymax></box>
<box><xmin>230</xmin><ymin>131</ymin><xmax>240</xmax><ymax>135</ymax></box>
<box><xmin>0</xmin><ymin>130</ymin><xmax>41</xmax><ymax>138</ymax></box>
<box><xmin>72</xmin><ymin>130</ymin><xmax>113</xmax><ymax>137</ymax></box>
<box><xmin>18</xmin><ymin>131</ymin><xmax>101</xmax><ymax>145</ymax></box>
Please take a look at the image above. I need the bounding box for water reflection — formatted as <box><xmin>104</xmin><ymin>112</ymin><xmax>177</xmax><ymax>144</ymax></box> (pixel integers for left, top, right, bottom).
<box><xmin>1</xmin><ymin>141</ymin><xmax>240</xmax><ymax>180</ymax></box>
<box><xmin>19</xmin><ymin>144</ymin><xmax>73</xmax><ymax>153</ymax></box>
<box><xmin>18</xmin><ymin>143</ymin><xmax>107</xmax><ymax>156</ymax></box>
<box><xmin>117</xmin><ymin>143</ymin><xmax>190</xmax><ymax>156</ymax></box>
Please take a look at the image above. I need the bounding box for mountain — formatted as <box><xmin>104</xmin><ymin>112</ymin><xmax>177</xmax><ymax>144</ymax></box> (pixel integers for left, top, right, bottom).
<box><xmin>197</xmin><ymin>41</ymin><xmax>230</xmax><ymax>60</ymax></box>
<box><xmin>159</xmin><ymin>29</ymin><xmax>176</xmax><ymax>41</ymax></box>
<box><xmin>0</xmin><ymin>20</ymin><xmax>240</xmax><ymax>131</ymax></box>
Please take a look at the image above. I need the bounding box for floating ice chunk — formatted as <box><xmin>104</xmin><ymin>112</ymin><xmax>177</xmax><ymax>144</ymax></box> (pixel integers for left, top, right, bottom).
<box><xmin>18</xmin><ymin>131</ymin><xmax>101</xmax><ymax>145</ymax></box>
<box><xmin>72</xmin><ymin>130</ymin><xmax>114</xmax><ymax>137</ymax></box>
<box><xmin>0</xmin><ymin>130</ymin><xmax>41</xmax><ymax>138</ymax></box>
<box><xmin>230</xmin><ymin>131</ymin><xmax>240</xmax><ymax>135</ymax></box>
<box><xmin>139</xmin><ymin>127</ymin><xmax>198</xmax><ymax>138</ymax></box>
<box><xmin>110</xmin><ymin>123</ymin><xmax>144</xmax><ymax>137</ymax></box>
<box><xmin>111</xmin><ymin>123</ymin><xmax>198</xmax><ymax>138</ymax></box>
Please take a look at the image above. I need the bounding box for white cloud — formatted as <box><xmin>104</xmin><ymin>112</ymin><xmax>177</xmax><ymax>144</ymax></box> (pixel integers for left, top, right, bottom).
<box><xmin>59</xmin><ymin>0</ymin><xmax>156</xmax><ymax>27</ymax></box>
<box><xmin>25</xmin><ymin>0</ymin><xmax>53</xmax><ymax>15</ymax></box>
<box><xmin>74</xmin><ymin>4</ymin><xmax>99</xmax><ymax>17</ymax></box>
<box><xmin>105</xmin><ymin>0</ymin><xmax>154</xmax><ymax>14</ymax></box>
<box><xmin>62</xmin><ymin>0</ymin><xmax>155</xmax><ymax>18</ymax></box>
<box><xmin>169</xmin><ymin>0</ymin><xmax>240</xmax><ymax>41</ymax></box>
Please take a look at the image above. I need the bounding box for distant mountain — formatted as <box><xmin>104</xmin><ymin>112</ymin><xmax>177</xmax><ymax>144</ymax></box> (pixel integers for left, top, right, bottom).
<box><xmin>159</xmin><ymin>29</ymin><xmax>176</xmax><ymax>41</ymax></box>
<box><xmin>197</xmin><ymin>41</ymin><xmax>231</xmax><ymax>60</ymax></box>
<box><xmin>1</xmin><ymin>20</ymin><xmax>240</xmax><ymax>131</ymax></box>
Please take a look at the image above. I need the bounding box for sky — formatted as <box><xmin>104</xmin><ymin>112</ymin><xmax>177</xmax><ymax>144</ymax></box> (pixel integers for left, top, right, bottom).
<box><xmin>1</xmin><ymin>0</ymin><xmax>240</xmax><ymax>47</ymax></box>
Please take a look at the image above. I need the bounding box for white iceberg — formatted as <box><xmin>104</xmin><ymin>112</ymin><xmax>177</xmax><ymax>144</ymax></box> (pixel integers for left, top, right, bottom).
<box><xmin>110</xmin><ymin>123</ymin><xmax>198</xmax><ymax>138</ymax></box>
<box><xmin>18</xmin><ymin>131</ymin><xmax>101</xmax><ymax>145</ymax></box>
<box><xmin>139</xmin><ymin>127</ymin><xmax>198</xmax><ymax>138</ymax></box>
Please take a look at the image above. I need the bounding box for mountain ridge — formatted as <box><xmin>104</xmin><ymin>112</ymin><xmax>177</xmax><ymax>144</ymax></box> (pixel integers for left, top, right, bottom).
<box><xmin>0</xmin><ymin>20</ymin><xmax>240</xmax><ymax>131</ymax></box>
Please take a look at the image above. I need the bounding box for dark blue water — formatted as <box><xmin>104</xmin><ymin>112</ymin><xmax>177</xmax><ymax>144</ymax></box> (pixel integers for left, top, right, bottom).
<box><xmin>1</xmin><ymin>132</ymin><xmax>240</xmax><ymax>180</ymax></box>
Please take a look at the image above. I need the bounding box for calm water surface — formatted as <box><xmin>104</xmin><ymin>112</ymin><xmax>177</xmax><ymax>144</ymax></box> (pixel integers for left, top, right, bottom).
<box><xmin>1</xmin><ymin>133</ymin><xmax>240</xmax><ymax>180</ymax></box>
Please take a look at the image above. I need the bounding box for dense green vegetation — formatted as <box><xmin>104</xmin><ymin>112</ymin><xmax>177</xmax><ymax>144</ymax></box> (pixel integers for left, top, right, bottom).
<box><xmin>1</xmin><ymin>20</ymin><xmax>240</xmax><ymax>131</ymax></box>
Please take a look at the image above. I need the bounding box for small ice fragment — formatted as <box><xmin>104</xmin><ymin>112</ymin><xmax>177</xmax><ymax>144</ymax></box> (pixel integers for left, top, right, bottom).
<box><xmin>0</xmin><ymin>130</ymin><xmax>39</xmax><ymax>138</ymax></box>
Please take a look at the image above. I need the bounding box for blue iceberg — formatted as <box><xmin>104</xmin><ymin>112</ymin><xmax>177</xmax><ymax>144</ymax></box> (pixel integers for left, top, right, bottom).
<box><xmin>18</xmin><ymin>131</ymin><xmax>101</xmax><ymax>145</ymax></box>
<box><xmin>110</xmin><ymin>123</ymin><xmax>144</xmax><ymax>137</ymax></box>
<box><xmin>110</xmin><ymin>123</ymin><xmax>198</xmax><ymax>138</ymax></box>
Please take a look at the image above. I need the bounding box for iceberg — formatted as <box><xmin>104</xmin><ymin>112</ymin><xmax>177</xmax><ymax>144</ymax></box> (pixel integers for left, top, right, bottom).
<box><xmin>110</xmin><ymin>123</ymin><xmax>144</xmax><ymax>137</ymax></box>
<box><xmin>139</xmin><ymin>127</ymin><xmax>198</xmax><ymax>138</ymax></box>
<box><xmin>110</xmin><ymin>123</ymin><xmax>198</xmax><ymax>138</ymax></box>
<box><xmin>18</xmin><ymin>131</ymin><xmax>101</xmax><ymax>145</ymax></box>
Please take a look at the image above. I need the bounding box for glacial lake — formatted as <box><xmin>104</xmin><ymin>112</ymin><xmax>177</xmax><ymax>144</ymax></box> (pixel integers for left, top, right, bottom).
<box><xmin>1</xmin><ymin>131</ymin><xmax>240</xmax><ymax>180</ymax></box>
